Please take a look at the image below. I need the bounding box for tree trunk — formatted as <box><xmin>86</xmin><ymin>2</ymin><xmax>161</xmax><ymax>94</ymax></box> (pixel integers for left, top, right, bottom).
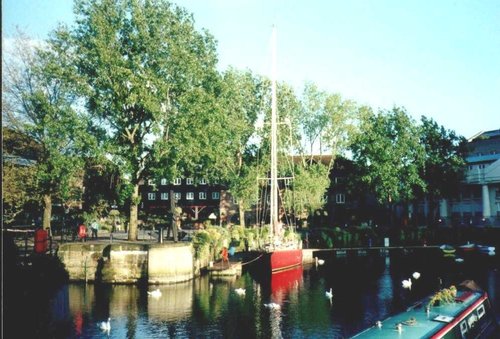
<box><xmin>238</xmin><ymin>198</ymin><xmax>246</xmax><ymax>228</ymax></box>
<box><xmin>43</xmin><ymin>194</ymin><xmax>52</xmax><ymax>231</ymax></box>
<box><xmin>427</xmin><ymin>195</ymin><xmax>438</xmax><ymax>226</ymax></box>
<box><xmin>128</xmin><ymin>183</ymin><xmax>139</xmax><ymax>241</ymax></box>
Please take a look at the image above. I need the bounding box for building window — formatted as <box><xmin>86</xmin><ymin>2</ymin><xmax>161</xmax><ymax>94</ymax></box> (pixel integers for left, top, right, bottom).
<box><xmin>336</xmin><ymin>193</ymin><xmax>345</xmax><ymax>204</ymax></box>
<box><xmin>199</xmin><ymin>178</ymin><xmax>207</xmax><ymax>185</ymax></box>
<box><xmin>148</xmin><ymin>193</ymin><xmax>156</xmax><ymax>200</ymax></box>
<box><xmin>186</xmin><ymin>192</ymin><xmax>194</xmax><ymax>200</ymax></box>
<box><xmin>212</xmin><ymin>192</ymin><xmax>220</xmax><ymax>200</ymax></box>
<box><xmin>160</xmin><ymin>178</ymin><xmax>167</xmax><ymax>185</ymax></box>
<box><xmin>173</xmin><ymin>178</ymin><xmax>181</xmax><ymax>185</ymax></box>
<box><xmin>161</xmin><ymin>192</ymin><xmax>169</xmax><ymax>200</ymax></box>
<box><xmin>148</xmin><ymin>179</ymin><xmax>154</xmax><ymax>186</ymax></box>
<box><xmin>174</xmin><ymin>192</ymin><xmax>181</xmax><ymax>201</ymax></box>
<box><xmin>186</xmin><ymin>178</ymin><xmax>194</xmax><ymax>185</ymax></box>
<box><xmin>199</xmin><ymin>192</ymin><xmax>207</xmax><ymax>200</ymax></box>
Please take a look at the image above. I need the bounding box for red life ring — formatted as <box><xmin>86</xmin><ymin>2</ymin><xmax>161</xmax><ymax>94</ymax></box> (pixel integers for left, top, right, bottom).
<box><xmin>78</xmin><ymin>224</ymin><xmax>87</xmax><ymax>239</ymax></box>
<box><xmin>34</xmin><ymin>228</ymin><xmax>48</xmax><ymax>253</ymax></box>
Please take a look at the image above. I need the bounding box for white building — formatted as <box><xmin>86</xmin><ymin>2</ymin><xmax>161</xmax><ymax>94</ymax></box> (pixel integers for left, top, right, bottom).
<box><xmin>442</xmin><ymin>129</ymin><xmax>500</xmax><ymax>226</ymax></box>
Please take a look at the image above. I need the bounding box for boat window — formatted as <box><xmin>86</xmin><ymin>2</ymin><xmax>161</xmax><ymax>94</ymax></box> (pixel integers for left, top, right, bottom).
<box><xmin>460</xmin><ymin>320</ymin><xmax>468</xmax><ymax>336</ymax></box>
<box><xmin>467</xmin><ymin>313</ymin><xmax>478</xmax><ymax>328</ymax></box>
<box><xmin>477</xmin><ymin>304</ymin><xmax>485</xmax><ymax>319</ymax></box>
<box><xmin>460</xmin><ymin>320</ymin><xmax>467</xmax><ymax>336</ymax></box>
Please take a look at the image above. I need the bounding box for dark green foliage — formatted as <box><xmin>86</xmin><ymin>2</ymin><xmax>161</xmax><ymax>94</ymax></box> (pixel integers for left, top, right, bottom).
<box><xmin>417</xmin><ymin>116</ymin><xmax>467</xmax><ymax>222</ymax></box>
<box><xmin>68</xmin><ymin>0</ymin><xmax>224</xmax><ymax>240</ymax></box>
<box><xmin>351</xmin><ymin>107</ymin><xmax>425</xmax><ymax>205</ymax></box>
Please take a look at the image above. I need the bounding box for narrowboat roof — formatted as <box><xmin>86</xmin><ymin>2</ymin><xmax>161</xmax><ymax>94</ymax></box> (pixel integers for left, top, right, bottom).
<box><xmin>352</xmin><ymin>289</ymin><xmax>488</xmax><ymax>338</ymax></box>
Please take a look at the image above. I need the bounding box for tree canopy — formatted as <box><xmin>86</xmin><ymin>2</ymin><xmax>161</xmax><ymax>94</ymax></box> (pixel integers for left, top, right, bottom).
<box><xmin>2</xmin><ymin>31</ymin><xmax>95</xmax><ymax>229</ymax></box>
<box><xmin>351</xmin><ymin>107</ymin><xmax>426</xmax><ymax>206</ymax></box>
<box><xmin>66</xmin><ymin>0</ymin><xmax>225</xmax><ymax>240</ymax></box>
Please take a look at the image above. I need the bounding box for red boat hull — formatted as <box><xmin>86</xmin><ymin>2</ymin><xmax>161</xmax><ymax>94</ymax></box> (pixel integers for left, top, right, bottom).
<box><xmin>264</xmin><ymin>249</ymin><xmax>303</xmax><ymax>273</ymax></box>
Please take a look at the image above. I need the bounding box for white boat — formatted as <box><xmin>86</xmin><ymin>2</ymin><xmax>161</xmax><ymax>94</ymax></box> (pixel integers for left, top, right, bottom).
<box><xmin>477</xmin><ymin>245</ymin><xmax>496</xmax><ymax>255</ymax></box>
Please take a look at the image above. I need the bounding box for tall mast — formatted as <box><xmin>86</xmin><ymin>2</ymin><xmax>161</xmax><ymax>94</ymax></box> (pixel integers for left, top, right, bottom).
<box><xmin>270</xmin><ymin>26</ymin><xmax>278</xmax><ymax>236</ymax></box>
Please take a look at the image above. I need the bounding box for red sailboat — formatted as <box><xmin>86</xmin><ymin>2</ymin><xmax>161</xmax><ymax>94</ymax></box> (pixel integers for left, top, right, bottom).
<box><xmin>256</xmin><ymin>27</ymin><xmax>303</xmax><ymax>273</ymax></box>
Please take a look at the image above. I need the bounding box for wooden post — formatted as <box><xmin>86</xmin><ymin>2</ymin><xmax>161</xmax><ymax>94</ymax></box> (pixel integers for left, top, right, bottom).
<box><xmin>170</xmin><ymin>190</ymin><xmax>178</xmax><ymax>242</ymax></box>
<box><xmin>24</xmin><ymin>232</ymin><xmax>29</xmax><ymax>261</ymax></box>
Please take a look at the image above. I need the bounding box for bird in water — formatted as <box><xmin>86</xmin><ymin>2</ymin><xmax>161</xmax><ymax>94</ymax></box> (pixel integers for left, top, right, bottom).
<box><xmin>100</xmin><ymin>318</ymin><xmax>111</xmax><ymax>332</ymax></box>
<box><xmin>412</xmin><ymin>272</ymin><xmax>421</xmax><ymax>280</ymax></box>
<box><xmin>235</xmin><ymin>288</ymin><xmax>246</xmax><ymax>296</ymax></box>
<box><xmin>402</xmin><ymin>278</ymin><xmax>412</xmax><ymax>290</ymax></box>
<box><xmin>376</xmin><ymin>320</ymin><xmax>382</xmax><ymax>328</ymax></box>
<box><xmin>147</xmin><ymin>288</ymin><xmax>162</xmax><ymax>298</ymax></box>
<box><xmin>264</xmin><ymin>302</ymin><xmax>281</xmax><ymax>309</ymax></box>
<box><xmin>315</xmin><ymin>257</ymin><xmax>325</xmax><ymax>266</ymax></box>
<box><xmin>325</xmin><ymin>288</ymin><xmax>333</xmax><ymax>299</ymax></box>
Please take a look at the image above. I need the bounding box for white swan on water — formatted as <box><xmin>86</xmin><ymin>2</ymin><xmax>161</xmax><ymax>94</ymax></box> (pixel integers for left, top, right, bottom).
<box><xmin>235</xmin><ymin>288</ymin><xmax>246</xmax><ymax>296</ymax></box>
<box><xmin>100</xmin><ymin>318</ymin><xmax>111</xmax><ymax>332</ymax></box>
<box><xmin>325</xmin><ymin>288</ymin><xmax>333</xmax><ymax>299</ymax></box>
<box><xmin>264</xmin><ymin>302</ymin><xmax>281</xmax><ymax>309</ymax></box>
<box><xmin>148</xmin><ymin>288</ymin><xmax>162</xmax><ymax>298</ymax></box>
<box><xmin>402</xmin><ymin>278</ymin><xmax>412</xmax><ymax>290</ymax></box>
<box><xmin>315</xmin><ymin>257</ymin><xmax>325</xmax><ymax>266</ymax></box>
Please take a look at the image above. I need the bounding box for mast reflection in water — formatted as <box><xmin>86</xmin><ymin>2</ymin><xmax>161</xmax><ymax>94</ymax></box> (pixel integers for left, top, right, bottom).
<box><xmin>42</xmin><ymin>251</ymin><xmax>499</xmax><ymax>338</ymax></box>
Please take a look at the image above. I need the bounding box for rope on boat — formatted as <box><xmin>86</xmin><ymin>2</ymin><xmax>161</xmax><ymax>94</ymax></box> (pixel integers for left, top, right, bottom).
<box><xmin>241</xmin><ymin>253</ymin><xmax>264</xmax><ymax>266</ymax></box>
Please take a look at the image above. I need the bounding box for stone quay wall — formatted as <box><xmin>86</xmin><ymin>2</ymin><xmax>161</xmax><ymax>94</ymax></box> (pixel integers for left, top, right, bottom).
<box><xmin>58</xmin><ymin>242</ymin><xmax>195</xmax><ymax>284</ymax></box>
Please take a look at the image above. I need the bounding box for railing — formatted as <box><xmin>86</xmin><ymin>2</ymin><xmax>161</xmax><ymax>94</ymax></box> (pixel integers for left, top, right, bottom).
<box><xmin>3</xmin><ymin>228</ymin><xmax>54</xmax><ymax>262</ymax></box>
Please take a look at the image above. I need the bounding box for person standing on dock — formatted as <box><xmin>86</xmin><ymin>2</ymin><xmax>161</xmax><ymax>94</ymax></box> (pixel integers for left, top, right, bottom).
<box><xmin>221</xmin><ymin>247</ymin><xmax>229</xmax><ymax>267</ymax></box>
<box><xmin>90</xmin><ymin>220</ymin><xmax>99</xmax><ymax>239</ymax></box>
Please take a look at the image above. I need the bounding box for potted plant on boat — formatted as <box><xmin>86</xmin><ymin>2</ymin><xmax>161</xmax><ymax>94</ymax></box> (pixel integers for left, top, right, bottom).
<box><xmin>427</xmin><ymin>285</ymin><xmax>457</xmax><ymax>308</ymax></box>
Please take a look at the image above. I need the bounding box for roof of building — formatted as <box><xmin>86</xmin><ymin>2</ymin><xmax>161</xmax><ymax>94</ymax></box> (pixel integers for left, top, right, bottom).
<box><xmin>3</xmin><ymin>154</ymin><xmax>37</xmax><ymax>166</ymax></box>
<box><xmin>468</xmin><ymin>129</ymin><xmax>500</xmax><ymax>142</ymax></box>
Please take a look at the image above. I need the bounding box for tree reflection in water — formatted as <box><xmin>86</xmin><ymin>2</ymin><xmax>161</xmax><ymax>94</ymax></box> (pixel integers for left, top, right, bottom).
<box><xmin>39</xmin><ymin>251</ymin><xmax>499</xmax><ymax>338</ymax></box>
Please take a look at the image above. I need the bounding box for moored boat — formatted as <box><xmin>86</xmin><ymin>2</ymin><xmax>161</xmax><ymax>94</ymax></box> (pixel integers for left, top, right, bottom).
<box><xmin>261</xmin><ymin>248</ymin><xmax>303</xmax><ymax>273</ymax></box>
<box><xmin>440</xmin><ymin>244</ymin><xmax>456</xmax><ymax>255</ymax></box>
<box><xmin>459</xmin><ymin>243</ymin><xmax>476</xmax><ymax>252</ymax></box>
<box><xmin>477</xmin><ymin>245</ymin><xmax>496</xmax><ymax>255</ymax></box>
<box><xmin>352</xmin><ymin>280</ymin><xmax>498</xmax><ymax>338</ymax></box>
<box><xmin>254</xmin><ymin>27</ymin><xmax>302</xmax><ymax>274</ymax></box>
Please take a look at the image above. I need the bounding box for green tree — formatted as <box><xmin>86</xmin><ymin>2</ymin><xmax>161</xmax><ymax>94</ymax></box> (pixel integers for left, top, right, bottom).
<box><xmin>2</xmin><ymin>32</ymin><xmax>94</xmax><ymax>231</ymax></box>
<box><xmin>351</xmin><ymin>107</ymin><xmax>425</xmax><ymax>225</ymax></box>
<box><xmin>298</xmin><ymin>83</ymin><xmax>360</xmax><ymax>169</ymax></box>
<box><xmin>82</xmin><ymin>157</ymin><xmax>122</xmax><ymax>213</ymax></box>
<box><xmin>2</xmin><ymin>128</ymin><xmax>42</xmax><ymax>224</ymax></box>
<box><xmin>214</xmin><ymin>68</ymin><xmax>266</xmax><ymax>227</ymax></box>
<box><xmin>2</xmin><ymin>163</ymin><xmax>38</xmax><ymax>225</ymax></box>
<box><xmin>418</xmin><ymin>116</ymin><xmax>467</xmax><ymax>224</ymax></box>
<box><xmin>291</xmin><ymin>84</ymin><xmax>363</xmax><ymax>222</ymax></box>
<box><xmin>68</xmin><ymin>0</ymin><xmax>222</xmax><ymax>240</ymax></box>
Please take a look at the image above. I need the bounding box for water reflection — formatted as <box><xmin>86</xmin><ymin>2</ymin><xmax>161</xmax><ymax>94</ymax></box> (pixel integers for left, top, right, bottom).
<box><xmin>147</xmin><ymin>282</ymin><xmax>193</xmax><ymax>320</ymax></box>
<box><xmin>43</xmin><ymin>251</ymin><xmax>499</xmax><ymax>338</ymax></box>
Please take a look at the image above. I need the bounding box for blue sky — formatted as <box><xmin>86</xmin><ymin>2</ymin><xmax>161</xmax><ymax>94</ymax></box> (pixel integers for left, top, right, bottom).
<box><xmin>3</xmin><ymin>0</ymin><xmax>499</xmax><ymax>139</ymax></box>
